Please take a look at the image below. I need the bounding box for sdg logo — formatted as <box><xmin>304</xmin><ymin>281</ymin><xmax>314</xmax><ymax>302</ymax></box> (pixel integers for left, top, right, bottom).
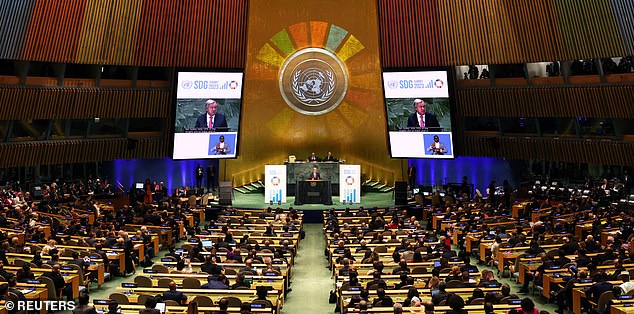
<box><xmin>435</xmin><ymin>79</ymin><xmax>444</xmax><ymax>88</ymax></box>
<box><xmin>229</xmin><ymin>81</ymin><xmax>239</xmax><ymax>89</ymax></box>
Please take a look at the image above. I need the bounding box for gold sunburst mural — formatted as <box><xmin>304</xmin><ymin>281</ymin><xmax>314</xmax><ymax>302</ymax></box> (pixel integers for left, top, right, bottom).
<box><xmin>253</xmin><ymin>21</ymin><xmax>372</xmax><ymax>140</ymax></box>
<box><xmin>231</xmin><ymin>1</ymin><xmax>402</xmax><ymax>187</ymax></box>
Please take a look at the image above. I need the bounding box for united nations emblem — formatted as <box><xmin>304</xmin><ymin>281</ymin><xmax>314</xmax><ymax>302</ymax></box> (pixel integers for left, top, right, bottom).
<box><xmin>279</xmin><ymin>48</ymin><xmax>348</xmax><ymax>115</ymax></box>
<box><xmin>181</xmin><ymin>80</ymin><xmax>193</xmax><ymax>89</ymax></box>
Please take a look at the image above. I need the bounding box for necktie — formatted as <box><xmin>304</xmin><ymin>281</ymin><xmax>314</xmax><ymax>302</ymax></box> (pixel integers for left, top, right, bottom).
<box><xmin>209</xmin><ymin>116</ymin><xmax>213</xmax><ymax>128</ymax></box>
<box><xmin>420</xmin><ymin>116</ymin><xmax>425</xmax><ymax>128</ymax></box>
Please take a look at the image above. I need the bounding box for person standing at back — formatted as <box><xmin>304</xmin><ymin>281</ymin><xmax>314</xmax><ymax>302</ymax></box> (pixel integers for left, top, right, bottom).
<box><xmin>195</xmin><ymin>164</ymin><xmax>204</xmax><ymax>189</ymax></box>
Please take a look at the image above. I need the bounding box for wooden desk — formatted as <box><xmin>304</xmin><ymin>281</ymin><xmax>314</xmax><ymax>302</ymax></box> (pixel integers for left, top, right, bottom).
<box><xmin>497</xmin><ymin>251</ymin><xmax>519</xmax><ymax>273</ymax></box>
<box><xmin>345</xmin><ymin>304</ymin><xmax>517</xmax><ymax>314</ymax></box>
<box><xmin>31</xmin><ymin>243</ymin><xmax>127</xmax><ymax>274</ymax></box>
<box><xmin>335</xmin><ymin>273</ymin><xmax>481</xmax><ymax>289</ymax></box>
<box><xmin>572</xmin><ymin>280</ymin><xmax>627</xmax><ymax>314</ymax></box>
<box><xmin>15</xmin><ymin>283</ymin><xmax>47</xmax><ymax>301</ymax></box>
<box><xmin>114</xmin><ymin>287</ymin><xmax>281</xmax><ymax>307</ymax></box>
<box><xmin>7</xmin><ymin>252</ymin><xmax>106</xmax><ymax>287</ymax></box>
<box><xmin>339</xmin><ymin>287</ymin><xmax>503</xmax><ymax>310</ymax></box>
<box><xmin>93</xmin><ymin>304</ymin><xmax>274</xmax><ymax>314</ymax></box>
<box><xmin>6</xmin><ymin>267</ymin><xmax>80</xmax><ymax>299</ymax></box>
<box><xmin>127</xmin><ymin>274</ymin><xmax>285</xmax><ymax>291</ymax></box>
<box><xmin>611</xmin><ymin>302</ymin><xmax>634</xmax><ymax>314</ymax></box>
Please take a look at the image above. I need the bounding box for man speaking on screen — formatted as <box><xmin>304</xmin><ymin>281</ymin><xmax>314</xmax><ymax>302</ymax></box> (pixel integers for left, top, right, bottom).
<box><xmin>195</xmin><ymin>99</ymin><xmax>228</xmax><ymax>130</ymax></box>
<box><xmin>406</xmin><ymin>99</ymin><xmax>440</xmax><ymax>129</ymax></box>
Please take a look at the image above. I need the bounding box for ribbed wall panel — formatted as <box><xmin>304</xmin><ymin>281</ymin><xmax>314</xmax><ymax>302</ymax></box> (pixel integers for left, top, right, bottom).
<box><xmin>459</xmin><ymin>137</ymin><xmax>634</xmax><ymax>166</ymax></box>
<box><xmin>22</xmin><ymin>0</ymin><xmax>86</xmax><ymax>62</ymax></box>
<box><xmin>174</xmin><ymin>0</ymin><xmax>248</xmax><ymax>68</ymax></box>
<box><xmin>1</xmin><ymin>0</ymin><xmax>247</xmax><ymax>67</ymax></box>
<box><xmin>0</xmin><ymin>0</ymin><xmax>35</xmax><ymax>60</ymax></box>
<box><xmin>555</xmin><ymin>0</ymin><xmax>624</xmax><ymax>60</ymax></box>
<box><xmin>379</xmin><ymin>0</ymin><xmax>631</xmax><ymax>67</ymax></box>
<box><xmin>76</xmin><ymin>0</ymin><xmax>114</xmax><ymax>64</ymax></box>
<box><xmin>103</xmin><ymin>0</ymin><xmax>143</xmax><ymax>65</ymax></box>
<box><xmin>3</xmin><ymin>1</ymin><xmax>632</xmax><ymax>67</ymax></box>
<box><xmin>0</xmin><ymin>138</ymin><xmax>167</xmax><ymax>168</ymax></box>
<box><xmin>134</xmin><ymin>0</ymin><xmax>178</xmax><ymax>66</ymax></box>
<box><xmin>457</xmin><ymin>85</ymin><xmax>634</xmax><ymax>118</ymax></box>
<box><xmin>0</xmin><ymin>87</ymin><xmax>171</xmax><ymax>120</ymax></box>
<box><xmin>609</xmin><ymin>0</ymin><xmax>634</xmax><ymax>54</ymax></box>
<box><xmin>378</xmin><ymin>0</ymin><xmax>442</xmax><ymax>67</ymax></box>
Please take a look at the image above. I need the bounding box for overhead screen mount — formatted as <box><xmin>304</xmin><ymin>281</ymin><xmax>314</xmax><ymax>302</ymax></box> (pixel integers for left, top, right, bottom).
<box><xmin>382</xmin><ymin>69</ymin><xmax>455</xmax><ymax>159</ymax></box>
<box><xmin>172</xmin><ymin>71</ymin><xmax>244</xmax><ymax>160</ymax></box>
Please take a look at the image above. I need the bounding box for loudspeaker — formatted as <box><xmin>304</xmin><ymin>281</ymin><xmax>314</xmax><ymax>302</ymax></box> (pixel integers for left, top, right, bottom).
<box><xmin>219</xmin><ymin>181</ymin><xmax>232</xmax><ymax>205</ymax></box>
<box><xmin>395</xmin><ymin>181</ymin><xmax>408</xmax><ymax>205</ymax></box>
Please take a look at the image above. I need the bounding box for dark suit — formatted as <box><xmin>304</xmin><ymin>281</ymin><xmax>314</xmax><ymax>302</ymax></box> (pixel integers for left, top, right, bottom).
<box><xmin>308</xmin><ymin>172</ymin><xmax>321</xmax><ymax>180</ymax></box>
<box><xmin>69</xmin><ymin>258</ymin><xmax>89</xmax><ymax>270</ymax></box>
<box><xmin>195</xmin><ymin>113</ymin><xmax>228</xmax><ymax>130</ymax></box>
<box><xmin>365</xmin><ymin>279</ymin><xmax>385</xmax><ymax>290</ymax></box>
<box><xmin>585</xmin><ymin>280</ymin><xmax>613</xmax><ymax>303</ymax></box>
<box><xmin>230</xmin><ymin>281</ymin><xmax>250</xmax><ymax>289</ymax></box>
<box><xmin>43</xmin><ymin>271</ymin><xmax>66</xmax><ymax>294</ymax></box>
<box><xmin>163</xmin><ymin>289</ymin><xmax>187</xmax><ymax>305</ymax></box>
<box><xmin>556</xmin><ymin>277</ymin><xmax>578</xmax><ymax>310</ymax></box>
<box><xmin>72</xmin><ymin>305</ymin><xmax>98</xmax><ymax>314</ymax></box>
<box><xmin>201</xmin><ymin>263</ymin><xmax>223</xmax><ymax>276</ymax></box>
<box><xmin>9</xmin><ymin>287</ymin><xmax>26</xmax><ymax>301</ymax></box>
<box><xmin>372</xmin><ymin>296</ymin><xmax>394</xmax><ymax>307</ymax></box>
<box><xmin>407</xmin><ymin>112</ymin><xmax>440</xmax><ymax>129</ymax></box>
<box><xmin>201</xmin><ymin>280</ymin><xmax>228</xmax><ymax>289</ymax></box>
<box><xmin>431</xmin><ymin>290</ymin><xmax>449</xmax><ymax>305</ymax></box>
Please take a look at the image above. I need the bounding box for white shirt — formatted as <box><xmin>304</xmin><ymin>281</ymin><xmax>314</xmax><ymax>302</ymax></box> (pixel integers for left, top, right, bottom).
<box><xmin>621</xmin><ymin>281</ymin><xmax>634</xmax><ymax>293</ymax></box>
<box><xmin>490</xmin><ymin>241</ymin><xmax>500</xmax><ymax>259</ymax></box>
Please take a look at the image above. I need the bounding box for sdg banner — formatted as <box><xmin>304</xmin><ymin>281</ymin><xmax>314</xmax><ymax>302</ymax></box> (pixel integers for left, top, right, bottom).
<box><xmin>264</xmin><ymin>165</ymin><xmax>287</xmax><ymax>203</ymax></box>
<box><xmin>339</xmin><ymin>165</ymin><xmax>361</xmax><ymax>203</ymax></box>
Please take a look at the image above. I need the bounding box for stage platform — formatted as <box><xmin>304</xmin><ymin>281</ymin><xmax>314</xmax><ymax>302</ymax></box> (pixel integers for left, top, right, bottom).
<box><xmin>208</xmin><ymin>191</ymin><xmax>402</xmax><ymax>223</ymax></box>
<box><xmin>229</xmin><ymin>191</ymin><xmax>397</xmax><ymax>210</ymax></box>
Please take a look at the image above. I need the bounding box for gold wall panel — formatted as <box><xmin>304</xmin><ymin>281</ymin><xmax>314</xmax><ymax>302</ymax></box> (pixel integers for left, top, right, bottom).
<box><xmin>225</xmin><ymin>0</ymin><xmax>403</xmax><ymax>186</ymax></box>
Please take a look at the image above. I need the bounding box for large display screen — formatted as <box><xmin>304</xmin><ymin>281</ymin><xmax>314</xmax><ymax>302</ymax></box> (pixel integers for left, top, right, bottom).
<box><xmin>383</xmin><ymin>70</ymin><xmax>454</xmax><ymax>158</ymax></box>
<box><xmin>173</xmin><ymin>72</ymin><xmax>243</xmax><ymax>159</ymax></box>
